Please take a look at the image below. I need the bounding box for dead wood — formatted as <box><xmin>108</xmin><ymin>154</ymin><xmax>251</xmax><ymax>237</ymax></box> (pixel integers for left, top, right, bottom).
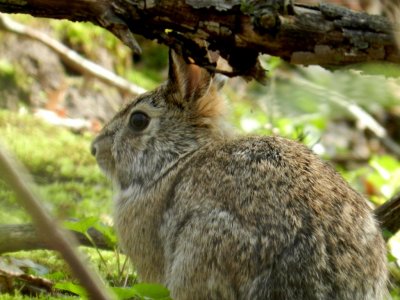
<box><xmin>0</xmin><ymin>1</ymin><xmax>398</xmax><ymax>80</ymax></box>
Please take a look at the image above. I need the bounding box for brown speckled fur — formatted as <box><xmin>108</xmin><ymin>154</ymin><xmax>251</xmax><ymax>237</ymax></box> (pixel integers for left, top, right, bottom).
<box><xmin>92</xmin><ymin>52</ymin><xmax>388</xmax><ymax>300</ymax></box>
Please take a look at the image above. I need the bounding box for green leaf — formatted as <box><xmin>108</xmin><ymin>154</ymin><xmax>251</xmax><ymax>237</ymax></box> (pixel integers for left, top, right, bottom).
<box><xmin>93</xmin><ymin>222</ymin><xmax>118</xmax><ymax>248</ymax></box>
<box><xmin>55</xmin><ymin>282</ymin><xmax>88</xmax><ymax>297</ymax></box>
<box><xmin>63</xmin><ymin>216</ymin><xmax>98</xmax><ymax>234</ymax></box>
<box><xmin>370</xmin><ymin>155</ymin><xmax>400</xmax><ymax>174</ymax></box>
<box><xmin>111</xmin><ymin>287</ymin><xmax>139</xmax><ymax>299</ymax></box>
<box><xmin>132</xmin><ymin>283</ymin><xmax>171</xmax><ymax>300</ymax></box>
<box><xmin>388</xmin><ymin>250</ymin><xmax>397</xmax><ymax>263</ymax></box>
<box><xmin>368</xmin><ymin>155</ymin><xmax>400</xmax><ymax>198</ymax></box>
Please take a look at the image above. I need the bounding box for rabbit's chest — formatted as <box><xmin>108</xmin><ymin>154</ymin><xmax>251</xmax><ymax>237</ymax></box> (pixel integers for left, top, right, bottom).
<box><xmin>114</xmin><ymin>186</ymin><xmax>167</xmax><ymax>283</ymax></box>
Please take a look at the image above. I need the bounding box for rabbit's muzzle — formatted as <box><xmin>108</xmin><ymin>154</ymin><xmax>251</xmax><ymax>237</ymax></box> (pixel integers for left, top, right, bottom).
<box><xmin>91</xmin><ymin>142</ymin><xmax>97</xmax><ymax>156</ymax></box>
<box><xmin>91</xmin><ymin>134</ymin><xmax>115</xmax><ymax>178</ymax></box>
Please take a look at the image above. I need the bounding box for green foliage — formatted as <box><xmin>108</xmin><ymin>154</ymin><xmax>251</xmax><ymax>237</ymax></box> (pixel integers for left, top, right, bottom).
<box><xmin>0</xmin><ymin>294</ymin><xmax>76</xmax><ymax>300</ymax></box>
<box><xmin>240</xmin><ymin>0</ymin><xmax>254</xmax><ymax>14</ymax></box>
<box><xmin>64</xmin><ymin>217</ymin><xmax>118</xmax><ymax>250</ymax></box>
<box><xmin>0</xmin><ymin>111</ymin><xmax>101</xmax><ymax>182</ymax></box>
<box><xmin>49</xmin><ymin>19</ymin><xmax>165</xmax><ymax>89</ymax></box>
<box><xmin>53</xmin><ymin>282</ymin><xmax>171</xmax><ymax>300</ymax></box>
<box><xmin>339</xmin><ymin>155</ymin><xmax>400</xmax><ymax>206</ymax></box>
<box><xmin>64</xmin><ymin>217</ymin><xmax>118</xmax><ymax>279</ymax></box>
<box><xmin>64</xmin><ymin>217</ymin><xmax>99</xmax><ymax>236</ymax></box>
<box><xmin>54</xmin><ymin>282</ymin><xmax>88</xmax><ymax>298</ymax></box>
<box><xmin>0</xmin><ymin>110</ymin><xmax>112</xmax><ymax>223</ymax></box>
<box><xmin>112</xmin><ymin>284</ymin><xmax>171</xmax><ymax>300</ymax></box>
<box><xmin>0</xmin><ymin>180</ymin><xmax>22</xmax><ymax>222</ymax></box>
<box><xmin>0</xmin><ymin>59</ymin><xmax>14</xmax><ymax>76</ymax></box>
<box><xmin>0</xmin><ymin>59</ymin><xmax>30</xmax><ymax>108</ymax></box>
<box><xmin>368</xmin><ymin>155</ymin><xmax>400</xmax><ymax>203</ymax></box>
<box><xmin>129</xmin><ymin>283</ymin><xmax>171</xmax><ymax>300</ymax></box>
<box><xmin>51</xmin><ymin>20</ymin><xmax>129</xmax><ymax>63</ymax></box>
<box><xmin>127</xmin><ymin>69</ymin><xmax>160</xmax><ymax>90</ymax></box>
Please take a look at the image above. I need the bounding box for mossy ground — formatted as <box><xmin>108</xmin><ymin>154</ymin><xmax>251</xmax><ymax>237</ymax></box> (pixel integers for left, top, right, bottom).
<box><xmin>0</xmin><ymin>110</ymin><xmax>134</xmax><ymax>298</ymax></box>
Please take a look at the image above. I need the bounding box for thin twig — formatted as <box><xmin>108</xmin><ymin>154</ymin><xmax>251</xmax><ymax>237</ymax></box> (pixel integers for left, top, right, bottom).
<box><xmin>0</xmin><ymin>143</ymin><xmax>114</xmax><ymax>300</ymax></box>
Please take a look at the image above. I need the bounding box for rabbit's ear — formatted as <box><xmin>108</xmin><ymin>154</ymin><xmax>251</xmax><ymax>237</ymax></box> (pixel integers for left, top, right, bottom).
<box><xmin>168</xmin><ymin>50</ymin><xmax>212</xmax><ymax>104</ymax></box>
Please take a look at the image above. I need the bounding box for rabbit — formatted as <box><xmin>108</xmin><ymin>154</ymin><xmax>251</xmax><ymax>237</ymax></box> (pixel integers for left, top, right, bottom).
<box><xmin>91</xmin><ymin>50</ymin><xmax>388</xmax><ymax>300</ymax></box>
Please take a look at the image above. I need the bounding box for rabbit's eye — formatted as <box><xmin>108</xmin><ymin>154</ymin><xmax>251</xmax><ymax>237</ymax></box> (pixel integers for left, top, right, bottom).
<box><xmin>129</xmin><ymin>111</ymin><xmax>150</xmax><ymax>132</ymax></box>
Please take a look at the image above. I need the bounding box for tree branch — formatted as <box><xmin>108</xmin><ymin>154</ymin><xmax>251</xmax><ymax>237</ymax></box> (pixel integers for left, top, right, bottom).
<box><xmin>0</xmin><ymin>224</ymin><xmax>113</xmax><ymax>254</ymax></box>
<box><xmin>0</xmin><ymin>0</ymin><xmax>398</xmax><ymax>80</ymax></box>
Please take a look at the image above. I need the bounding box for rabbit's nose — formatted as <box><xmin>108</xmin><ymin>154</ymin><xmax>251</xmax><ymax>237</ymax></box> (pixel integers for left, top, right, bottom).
<box><xmin>91</xmin><ymin>143</ymin><xmax>97</xmax><ymax>156</ymax></box>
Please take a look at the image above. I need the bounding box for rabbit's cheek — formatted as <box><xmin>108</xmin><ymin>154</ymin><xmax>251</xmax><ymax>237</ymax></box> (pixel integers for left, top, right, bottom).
<box><xmin>101</xmin><ymin>158</ymin><xmax>115</xmax><ymax>178</ymax></box>
<box><xmin>95</xmin><ymin>153</ymin><xmax>115</xmax><ymax>179</ymax></box>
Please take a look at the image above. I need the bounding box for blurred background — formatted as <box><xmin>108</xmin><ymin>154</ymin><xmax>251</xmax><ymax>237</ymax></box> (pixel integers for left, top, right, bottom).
<box><xmin>0</xmin><ymin>0</ymin><xmax>399</xmax><ymax>298</ymax></box>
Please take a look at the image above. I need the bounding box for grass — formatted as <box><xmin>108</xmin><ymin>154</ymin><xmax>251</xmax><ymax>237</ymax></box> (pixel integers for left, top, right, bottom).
<box><xmin>0</xmin><ymin>110</ymin><xmax>112</xmax><ymax>223</ymax></box>
<box><xmin>0</xmin><ymin>109</ymin><xmax>120</xmax><ymax>297</ymax></box>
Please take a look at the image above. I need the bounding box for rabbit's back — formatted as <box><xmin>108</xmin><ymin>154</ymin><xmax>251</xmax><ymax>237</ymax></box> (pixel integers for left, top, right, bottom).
<box><xmin>161</xmin><ymin>135</ymin><xmax>387</xmax><ymax>300</ymax></box>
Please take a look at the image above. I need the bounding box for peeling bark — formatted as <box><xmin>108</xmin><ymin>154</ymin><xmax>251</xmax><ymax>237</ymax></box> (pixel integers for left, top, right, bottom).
<box><xmin>0</xmin><ymin>0</ymin><xmax>398</xmax><ymax>79</ymax></box>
